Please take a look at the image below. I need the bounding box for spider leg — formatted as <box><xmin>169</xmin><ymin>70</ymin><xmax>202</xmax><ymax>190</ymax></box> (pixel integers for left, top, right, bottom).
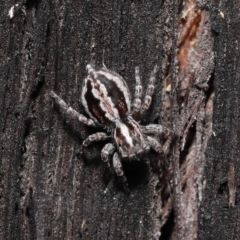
<box><xmin>101</xmin><ymin>143</ymin><xmax>115</xmax><ymax>168</ymax></box>
<box><xmin>161</xmin><ymin>136</ymin><xmax>172</xmax><ymax>154</ymax></box>
<box><xmin>142</xmin><ymin>124</ymin><xmax>173</xmax><ymax>136</ymax></box>
<box><xmin>113</xmin><ymin>152</ymin><xmax>129</xmax><ymax>192</ymax></box>
<box><xmin>131</xmin><ymin>66</ymin><xmax>143</xmax><ymax>120</ymax></box>
<box><xmin>113</xmin><ymin>152</ymin><xmax>124</xmax><ymax>176</ymax></box>
<box><xmin>50</xmin><ymin>91</ymin><xmax>96</xmax><ymax>127</ymax></box>
<box><xmin>141</xmin><ymin>65</ymin><xmax>159</xmax><ymax>116</ymax></box>
<box><xmin>83</xmin><ymin>132</ymin><xmax>110</xmax><ymax>147</ymax></box>
<box><xmin>144</xmin><ymin>125</ymin><xmax>173</xmax><ymax>154</ymax></box>
<box><xmin>146</xmin><ymin>136</ymin><xmax>162</xmax><ymax>153</ymax></box>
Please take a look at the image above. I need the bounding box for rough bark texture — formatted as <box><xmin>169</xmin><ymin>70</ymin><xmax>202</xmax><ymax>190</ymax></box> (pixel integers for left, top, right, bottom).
<box><xmin>198</xmin><ymin>1</ymin><xmax>240</xmax><ymax>239</ymax></box>
<box><xmin>0</xmin><ymin>0</ymin><xmax>237</xmax><ymax>240</ymax></box>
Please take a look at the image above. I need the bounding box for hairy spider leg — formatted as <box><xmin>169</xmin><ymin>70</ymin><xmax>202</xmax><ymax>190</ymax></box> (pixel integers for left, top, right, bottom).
<box><xmin>113</xmin><ymin>152</ymin><xmax>129</xmax><ymax>193</ymax></box>
<box><xmin>132</xmin><ymin>66</ymin><xmax>143</xmax><ymax>120</ymax></box>
<box><xmin>145</xmin><ymin>136</ymin><xmax>162</xmax><ymax>153</ymax></box>
<box><xmin>141</xmin><ymin>65</ymin><xmax>159</xmax><ymax>116</ymax></box>
<box><xmin>83</xmin><ymin>132</ymin><xmax>110</xmax><ymax>147</ymax></box>
<box><xmin>101</xmin><ymin>143</ymin><xmax>115</xmax><ymax>168</ymax></box>
<box><xmin>142</xmin><ymin>124</ymin><xmax>173</xmax><ymax>136</ymax></box>
<box><xmin>50</xmin><ymin>91</ymin><xmax>96</xmax><ymax>127</ymax></box>
<box><xmin>142</xmin><ymin>124</ymin><xmax>173</xmax><ymax>154</ymax></box>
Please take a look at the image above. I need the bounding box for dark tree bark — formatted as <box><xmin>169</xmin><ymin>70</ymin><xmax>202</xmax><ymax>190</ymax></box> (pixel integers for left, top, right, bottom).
<box><xmin>0</xmin><ymin>0</ymin><xmax>237</xmax><ymax>239</ymax></box>
<box><xmin>198</xmin><ymin>1</ymin><xmax>240</xmax><ymax>239</ymax></box>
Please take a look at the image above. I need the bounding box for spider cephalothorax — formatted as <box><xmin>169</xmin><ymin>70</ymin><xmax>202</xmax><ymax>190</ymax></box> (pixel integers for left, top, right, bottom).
<box><xmin>50</xmin><ymin>64</ymin><xmax>171</xmax><ymax>183</ymax></box>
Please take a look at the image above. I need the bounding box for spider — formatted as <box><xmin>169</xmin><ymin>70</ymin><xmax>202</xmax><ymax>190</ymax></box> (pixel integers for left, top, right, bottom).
<box><xmin>50</xmin><ymin>64</ymin><xmax>171</xmax><ymax>185</ymax></box>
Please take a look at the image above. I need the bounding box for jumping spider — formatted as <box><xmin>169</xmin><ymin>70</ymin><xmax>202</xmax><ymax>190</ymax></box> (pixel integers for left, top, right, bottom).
<box><xmin>50</xmin><ymin>64</ymin><xmax>171</xmax><ymax>186</ymax></box>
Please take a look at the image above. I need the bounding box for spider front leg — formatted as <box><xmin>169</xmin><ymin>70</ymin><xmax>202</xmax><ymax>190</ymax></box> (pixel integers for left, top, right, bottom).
<box><xmin>101</xmin><ymin>143</ymin><xmax>115</xmax><ymax>168</ymax></box>
<box><xmin>50</xmin><ymin>91</ymin><xmax>96</xmax><ymax>127</ymax></box>
<box><xmin>132</xmin><ymin>66</ymin><xmax>143</xmax><ymax>120</ymax></box>
<box><xmin>143</xmin><ymin>124</ymin><xmax>173</xmax><ymax>154</ymax></box>
<box><xmin>146</xmin><ymin>136</ymin><xmax>162</xmax><ymax>153</ymax></box>
<box><xmin>113</xmin><ymin>152</ymin><xmax>129</xmax><ymax>191</ymax></box>
<box><xmin>113</xmin><ymin>152</ymin><xmax>124</xmax><ymax>177</ymax></box>
<box><xmin>142</xmin><ymin>124</ymin><xmax>173</xmax><ymax>136</ymax></box>
<box><xmin>83</xmin><ymin>132</ymin><xmax>110</xmax><ymax>147</ymax></box>
<box><xmin>141</xmin><ymin>65</ymin><xmax>159</xmax><ymax>116</ymax></box>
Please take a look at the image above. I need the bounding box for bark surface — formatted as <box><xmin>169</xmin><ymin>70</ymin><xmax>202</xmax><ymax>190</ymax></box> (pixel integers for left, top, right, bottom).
<box><xmin>0</xmin><ymin>0</ymin><xmax>237</xmax><ymax>239</ymax></box>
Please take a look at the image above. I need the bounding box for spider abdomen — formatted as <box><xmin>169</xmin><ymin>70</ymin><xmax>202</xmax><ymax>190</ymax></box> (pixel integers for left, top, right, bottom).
<box><xmin>81</xmin><ymin>65</ymin><xmax>131</xmax><ymax>126</ymax></box>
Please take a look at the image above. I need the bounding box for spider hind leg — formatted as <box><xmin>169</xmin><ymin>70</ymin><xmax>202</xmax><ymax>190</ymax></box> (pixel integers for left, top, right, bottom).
<box><xmin>141</xmin><ymin>65</ymin><xmax>159</xmax><ymax>116</ymax></box>
<box><xmin>50</xmin><ymin>91</ymin><xmax>96</xmax><ymax>126</ymax></box>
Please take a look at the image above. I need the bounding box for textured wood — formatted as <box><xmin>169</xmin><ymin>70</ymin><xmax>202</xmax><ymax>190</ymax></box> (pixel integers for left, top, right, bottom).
<box><xmin>198</xmin><ymin>1</ymin><xmax>240</xmax><ymax>239</ymax></box>
<box><xmin>0</xmin><ymin>1</ymin><xmax>166</xmax><ymax>239</ymax></box>
<box><xmin>0</xmin><ymin>0</ymin><xmax>237</xmax><ymax>240</ymax></box>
